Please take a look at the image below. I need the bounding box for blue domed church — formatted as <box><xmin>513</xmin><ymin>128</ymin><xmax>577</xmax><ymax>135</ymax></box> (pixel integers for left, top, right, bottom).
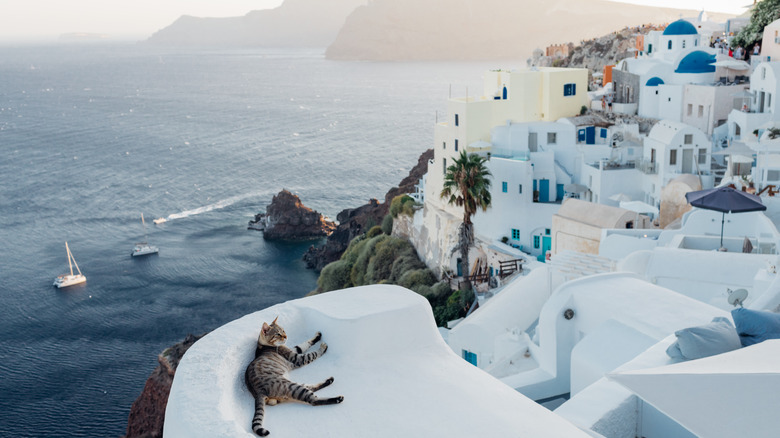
<box><xmin>610</xmin><ymin>18</ymin><xmax>729</xmax><ymax>131</ymax></box>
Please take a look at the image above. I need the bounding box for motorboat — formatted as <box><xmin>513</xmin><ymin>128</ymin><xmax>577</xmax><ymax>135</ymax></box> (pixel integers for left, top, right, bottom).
<box><xmin>54</xmin><ymin>242</ymin><xmax>86</xmax><ymax>288</ymax></box>
<box><xmin>153</xmin><ymin>217</ymin><xmax>167</xmax><ymax>225</ymax></box>
<box><xmin>132</xmin><ymin>214</ymin><xmax>159</xmax><ymax>257</ymax></box>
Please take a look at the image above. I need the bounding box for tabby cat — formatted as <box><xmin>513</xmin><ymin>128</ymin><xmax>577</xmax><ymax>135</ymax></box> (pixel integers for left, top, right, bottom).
<box><xmin>244</xmin><ymin>317</ymin><xmax>344</xmax><ymax>436</ymax></box>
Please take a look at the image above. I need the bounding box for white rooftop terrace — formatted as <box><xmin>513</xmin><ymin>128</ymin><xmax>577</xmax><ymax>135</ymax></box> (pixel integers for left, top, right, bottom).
<box><xmin>164</xmin><ymin>285</ymin><xmax>592</xmax><ymax>438</ymax></box>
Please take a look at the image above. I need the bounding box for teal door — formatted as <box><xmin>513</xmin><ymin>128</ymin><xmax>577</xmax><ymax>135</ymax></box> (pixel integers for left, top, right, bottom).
<box><xmin>537</xmin><ymin>235</ymin><xmax>552</xmax><ymax>262</ymax></box>
<box><xmin>539</xmin><ymin>179</ymin><xmax>550</xmax><ymax>203</ymax></box>
<box><xmin>556</xmin><ymin>183</ymin><xmax>564</xmax><ymax>201</ymax></box>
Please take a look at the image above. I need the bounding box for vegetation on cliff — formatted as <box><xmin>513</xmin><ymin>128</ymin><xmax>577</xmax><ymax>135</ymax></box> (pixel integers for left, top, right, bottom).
<box><xmin>316</xmin><ymin>195</ymin><xmax>473</xmax><ymax>326</ymax></box>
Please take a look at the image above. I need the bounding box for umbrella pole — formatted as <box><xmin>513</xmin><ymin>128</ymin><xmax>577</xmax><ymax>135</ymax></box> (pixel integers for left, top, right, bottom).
<box><xmin>720</xmin><ymin>212</ymin><xmax>725</xmax><ymax>248</ymax></box>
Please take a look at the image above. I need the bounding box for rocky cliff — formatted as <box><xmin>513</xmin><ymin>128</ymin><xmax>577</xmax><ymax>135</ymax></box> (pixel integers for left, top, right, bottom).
<box><xmin>251</xmin><ymin>189</ymin><xmax>336</xmax><ymax>240</ymax></box>
<box><xmin>124</xmin><ymin>334</ymin><xmax>205</xmax><ymax>438</ymax></box>
<box><xmin>325</xmin><ymin>0</ymin><xmax>732</xmax><ymax>61</ymax></box>
<box><xmin>146</xmin><ymin>0</ymin><xmax>366</xmax><ymax>47</ymax></box>
<box><xmin>303</xmin><ymin>148</ymin><xmax>433</xmax><ymax>270</ymax></box>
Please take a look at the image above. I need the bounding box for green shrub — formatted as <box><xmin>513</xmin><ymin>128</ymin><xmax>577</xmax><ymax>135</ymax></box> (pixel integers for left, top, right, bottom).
<box><xmin>580</xmin><ymin>105</ymin><xmax>588</xmax><ymax>115</ymax></box>
<box><xmin>318</xmin><ymin>260</ymin><xmax>353</xmax><ymax>292</ymax></box>
<box><xmin>389</xmin><ymin>194</ymin><xmax>416</xmax><ymax>218</ymax></box>
<box><xmin>366</xmin><ymin>225</ymin><xmax>383</xmax><ymax>238</ymax></box>
<box><xmin>366</xmin><ymin>237</ymin><xmax>410</xmax><ymax>284</ymax></box>
<box><xmin>350</xmin><ymin>234</ymin><xmax>387</xmax><ymax>286</ymax></box>
<box><xmin>389</xmin><ymin>250</ymin><xmax>426</xmax><ymax>283</ymax></box>
<box><xmin>398</xmin><ymin>268</ymin><xmax>437</xmax><ymax>290</ymax></box>
<box><xmin>381</xmin><ymin>213</ymin><xmax>393</xmax><ymax>235</ymax></box>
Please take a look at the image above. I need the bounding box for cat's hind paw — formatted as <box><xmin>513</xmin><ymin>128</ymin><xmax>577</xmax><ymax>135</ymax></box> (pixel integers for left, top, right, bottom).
<box><xmin>319</xmin><ymin>342</ymin><xmax>328</xmax><ymax>354</ymax></box>
<box><xmin>312</xmin><ymin>331</ymin><xmax>322</xmax><ymax>343</ymax></box>
<box><xmin>255</xmin><ymin>428</ymin><xmax>270</xmax><ymax>436</ymax></box>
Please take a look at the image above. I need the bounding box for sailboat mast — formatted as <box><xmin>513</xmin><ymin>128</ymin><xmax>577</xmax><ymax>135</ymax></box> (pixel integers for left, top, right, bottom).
<box><xmin>142</xmin><ymin>213</ymin><xmax>148</xmax><ymax>241</ymax></box>
<box><xmin>66</xmin><ymin>242</ymin><xmax>74</xmax><ymax>276</ymax></box>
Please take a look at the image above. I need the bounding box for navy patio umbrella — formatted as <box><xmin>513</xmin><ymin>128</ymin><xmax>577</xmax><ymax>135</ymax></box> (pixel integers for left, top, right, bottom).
<box><xmin>685</xmin><ymin>186</ymin><xmax>766</xmax><ymax>247</ymax></box>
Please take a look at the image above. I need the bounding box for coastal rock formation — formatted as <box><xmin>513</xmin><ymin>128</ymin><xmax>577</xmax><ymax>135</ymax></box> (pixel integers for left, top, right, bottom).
<box><xmin>124</xmin><ymin>334</ymin><xmax>205</xmax><ymax>438</ymax></box>
<box><xmin>325</xmin><ymin>0</ymin><xmax>732</xmax><ymax>61</ymax></box>
<box><xmin>252</xmin><ymin>190</ymin><xmax>336</xmax><ymax>240</ymax></box>
<box><xmin>146</xmin><ymin>0</ymin><xmax>366</xmax><ymax>47</ymax></box>
<box><xmin>303</xmin><ymin>149</ymin><xmax>433</xmax><ymax>270</ymax></box>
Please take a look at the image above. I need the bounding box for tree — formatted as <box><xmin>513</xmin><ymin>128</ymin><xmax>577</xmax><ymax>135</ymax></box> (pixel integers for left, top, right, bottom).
<box><xmin>440</xmin><ymin>151</ymin><xmax>492</xmax><ymax>294</ymax></box>
<box><xmin>733</xmin><ymin>0</ymin><xmax>780</xmax><ymax>48</ymax></box>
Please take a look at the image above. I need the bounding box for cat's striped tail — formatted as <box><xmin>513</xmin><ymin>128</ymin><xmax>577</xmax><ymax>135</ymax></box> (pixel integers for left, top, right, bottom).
<box><xmin>252</xmin><ymin>398</ymin><xmax>269</xmax><ymax>436</ymax></box>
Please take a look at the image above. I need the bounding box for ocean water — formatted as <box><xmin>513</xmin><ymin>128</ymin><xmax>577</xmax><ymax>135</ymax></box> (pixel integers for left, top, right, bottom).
<box><xmin>0</xmin><ymin>45</ymin><xmax>495</xmax><ymax>436</ymax></box>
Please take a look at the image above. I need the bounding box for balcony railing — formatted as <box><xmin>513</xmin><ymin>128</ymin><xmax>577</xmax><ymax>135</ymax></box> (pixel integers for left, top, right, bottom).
<box><xmin>637</xmin><ymin>159</ymin><xmax>657</xmax><ymax>174</ymax></box>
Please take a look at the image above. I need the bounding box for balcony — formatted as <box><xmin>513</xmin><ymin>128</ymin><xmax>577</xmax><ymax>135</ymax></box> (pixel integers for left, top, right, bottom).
<box><xmin>587</xmin><ymin>160</ymin><xmax>637</xmax><ymax>171</ymax></box>
<box><xmin>637</xmin><ymin>159</ymin><xmax>657</xmax><ymax>174</ymax></box>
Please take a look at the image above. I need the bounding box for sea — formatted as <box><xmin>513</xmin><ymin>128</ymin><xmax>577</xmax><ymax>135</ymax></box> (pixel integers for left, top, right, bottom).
<box><xmin>0</xmin><ymin>44</ymin><xmax>500</xmax><ymax>437</ymax></box>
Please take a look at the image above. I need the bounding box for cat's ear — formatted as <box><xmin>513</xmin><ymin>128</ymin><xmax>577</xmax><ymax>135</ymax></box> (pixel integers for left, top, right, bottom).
<box><xmin>262</xmin><ymin>322</ymin><xmax>270</xmax><ymax>333</ymax></box>
<box><xmin>272</xmin><ymin>316</ymin><xmax>278</xmax><ymax>325</ymax></box>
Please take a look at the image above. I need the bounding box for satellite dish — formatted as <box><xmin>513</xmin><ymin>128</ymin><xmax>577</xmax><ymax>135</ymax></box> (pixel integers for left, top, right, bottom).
<box><xmin>727</xmin><ymin>288</ymin><xmax>748</xmax><ymax>307</ymax></box>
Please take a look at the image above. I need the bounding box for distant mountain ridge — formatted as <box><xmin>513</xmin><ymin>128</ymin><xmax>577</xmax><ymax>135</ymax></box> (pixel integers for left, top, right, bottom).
<box><xmin>325</xmin><ymin>0</ymin><xmax>735</xmax><ymax>61</ymax></box>
<box><xmin>146</xmin><ymin>0</ymin><xmax>367</xmax><ymax>47</ymax></box>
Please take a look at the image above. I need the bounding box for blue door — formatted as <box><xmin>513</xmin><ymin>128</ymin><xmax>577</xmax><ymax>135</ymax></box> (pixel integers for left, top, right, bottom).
<box><xmin>537</xmin><ymin>236</ymin><xmax>552</xmax><ymax>262</ymax></box>
<box><xmin>539</xmin><ymin>179</ymin><xmax>550</xmax><ymax>203</ymax></box>
<box><xmin>578</xmin><ymin>129</ymin><xmax>586</xmax><ymax>142</ymax></box>
<box><xmin>502</xmin><ymin>86</ymin><xmax>508</xmax><ymax>100</ymax></box>
<box><xmin>586</xmin><ymin>126</ymin><xmax>596</xmax><ymax>144</ymax></box>
<box><xmin>556</xmin><ymin>183</ymin><xmax>564</xmax><ymax>201</ymax></box>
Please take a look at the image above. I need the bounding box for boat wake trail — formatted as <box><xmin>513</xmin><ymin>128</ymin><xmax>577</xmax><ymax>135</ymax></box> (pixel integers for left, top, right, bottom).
<box><xmin>163</xmin><ymin>193</ymin><xmax>268</xmax><ymax>222</ymax></box>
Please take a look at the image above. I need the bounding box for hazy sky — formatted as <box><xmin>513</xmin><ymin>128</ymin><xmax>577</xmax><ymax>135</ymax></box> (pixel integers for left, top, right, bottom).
<box><xmin>0</xmin><ymin>0</ymin><xmax>749</xmax><ymax>42</ymax></box>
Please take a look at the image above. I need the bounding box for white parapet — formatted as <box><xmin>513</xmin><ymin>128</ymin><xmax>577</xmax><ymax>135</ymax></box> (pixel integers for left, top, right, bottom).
<box><xmin>163</xmin><ymin>285</ymin><xmax>592</xmax><ymax>437</ymax></box>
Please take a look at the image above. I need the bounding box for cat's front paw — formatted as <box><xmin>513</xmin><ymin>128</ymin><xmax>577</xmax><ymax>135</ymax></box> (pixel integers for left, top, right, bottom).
<box><xmin>334</xmin><ymin>395</ymin><xmax>344</xmax><ymax>404</ymax></box>
<box><xmin>319</xmin><ymin>342</ymin><xmax>328</xmax><ymax>354</ymax></box>
<box><xmin>312</xmin><ymin>331</ymin><xmax>322</xmax><ymax>343</ymax></box>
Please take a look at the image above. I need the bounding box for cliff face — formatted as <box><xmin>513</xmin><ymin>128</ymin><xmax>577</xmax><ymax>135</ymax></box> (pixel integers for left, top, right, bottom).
<box><xmin>325</xmin><ymin>0</ymin><xmax>732</xmax><ymax>61</ymax></box>
<box><xmin>253</xmin><ymin>189</ymin><xmax>336</xmax><ymax>240</ymax></box>
<box><xmin>146</xmin><ymin>0</ymin><xmax>366</xmax><ymax>47</ymax></box>
<box><xmin>125</xmin><ymin>334</ymin><xmax>205</xmax><ymax>438</ymax></box>
<box><xmin>303</xmin><ymin>149</ymin><xmax>433</xmax><ymax>270</ymax></box>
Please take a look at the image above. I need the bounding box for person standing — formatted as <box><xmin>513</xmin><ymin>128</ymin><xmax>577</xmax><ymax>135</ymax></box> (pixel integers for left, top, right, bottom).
<box><xmin>754</xmin><ymin>43</ymin><xmax>761</xmax><ymax>56</ymax></box>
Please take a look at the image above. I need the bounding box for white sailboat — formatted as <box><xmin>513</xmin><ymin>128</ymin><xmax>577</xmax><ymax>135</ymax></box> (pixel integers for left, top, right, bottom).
<box><xmin>53</xmin><ymin>242</ymin><xmax>86</xmax><ymax>288</ymax></box>
<box><xmin>132</xmin><ymin>213</ymin><xmax>159</xmax><ymax>257</ymax></box>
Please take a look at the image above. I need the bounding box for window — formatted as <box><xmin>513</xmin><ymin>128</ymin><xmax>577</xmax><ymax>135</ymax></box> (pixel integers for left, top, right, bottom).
<box><xmin>684</xmin><ymin>134</ymin><xmax>693</xmax><ymax>144</ymax></box>
<box><xmin>695</xmin><ymin>39</ymin><xmax>698</xmax><ymax>47</ymax></box>
<box><xmin>768</xmin><ymin>170</ymin><xmax>780</xmax><ymax>181</ymax></box>
<box><xmin>763</xmin><ymin>67</ymin><xmax>766</xmax><ymax>80</ymax></box>
<box><xmin>518</xmin><ymin>184</ymin><xmax>523</xmax><ymax>194</ymax></box>
<box><xmin>511</xmin><ymin>229</ymin><xmax>520</xmax><ymax>240</ymax></box>
<box><xmin>648</xmin><ymin>44</ymin><xmax>653</xmax><ymax>54</ymax></box>
<box><xmin>443</xmin><ymin>158</ymin><xmax>447</xmax><ymax>175</ymax></box>
<box><xmin>600</xmin><ymin>128</ymin><xmax>607</xmax><ymax>138</ymax></box>
<box><xmin>455</xmin><ymin>114</ymin><xmax>459</xmax><ymax>126</ymax></box>
<box><xmin>442</xmin><ymin>141</ymin><xmax>446</xmax><ymax>149</ymax></box>
<box><xmin>547</xmin><ymin>132</ymin><xmax>557</xmax><ymax>144</ymax></box>
<box><xmin>698</xmin><ymin>149</ymin><xmax>707</xmax><ymax>164</ymax></box>
<box><xmin>698</xmin><ymin>105</ymin><xmax>704</xmax><ymax>118</ymax></box>
<box><xmin>545</xmin><ymin>228</ymin><xmax>551</xmax><ymax>235</ymax></box>
<box><xmin>687</xmin><ymin>104</ymin><xmax>692</xmax><ymax>116</ymax></box>
<box><xmin>455</xmin><ymin>139</ymin><xmax>459</xmax><ymax>152</ymax></box>
<box><xmin>534</xmin><ymin>235</ymin><xmax>540</xmax><ymax>249</ymax></box>
<box><xmin>502</xmin><ymin>181</ymin><xmax>508</xmax><ymax>193</ymax></box>
<box><xmin>563</xmin><ymin>83</ymin><xmax>577</xmax><ymax>96</ymax></box>
<box><xmin>668</xmin><ymin>40</ymin><xmax>672</xmax><ymax>50</ymax></box>
<box><xmin>670</xmin><ymin>149</ymin><xmax>677</xmax><ymax>165</ymax></box>
<box><xmin>462</xmin><ymin>350</ymin><xmax>477</xmax><ymax>366</ymax></box>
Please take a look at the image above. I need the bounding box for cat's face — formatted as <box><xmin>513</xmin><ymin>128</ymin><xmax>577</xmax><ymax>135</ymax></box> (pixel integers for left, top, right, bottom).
<box><xmin>259</xmin><ymin>316</ymin><xmax>287</xmax><ymax>347</ymax></box>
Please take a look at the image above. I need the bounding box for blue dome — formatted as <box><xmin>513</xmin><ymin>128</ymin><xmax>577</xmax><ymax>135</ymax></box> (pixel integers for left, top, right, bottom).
<box><xmin>646</xmin><ymin>77</ymin><xmax>665</xmax><ymax>86</ymax></box>
<box><xmin>675</xmin><ymin>51</ymin><xmax>716</xmax><ymax>74</ymax></box>
<box><xmin>663</xmin><ymin>19</ymin><xmax>698</xmax><ymax>36</ymax></box>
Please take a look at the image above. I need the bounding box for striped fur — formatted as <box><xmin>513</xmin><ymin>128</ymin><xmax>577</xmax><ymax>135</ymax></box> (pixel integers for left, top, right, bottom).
<box><xmin>245</xmin><ymin>318</ymin><xmax>344</xmax><ymax>436</ymax></box>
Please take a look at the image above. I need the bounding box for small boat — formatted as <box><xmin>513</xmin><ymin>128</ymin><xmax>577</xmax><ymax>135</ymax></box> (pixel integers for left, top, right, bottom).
<box><xmin>132</xmin><ymin>214</ymin><xmax>159</xmax><ymax>257</ymax></box>
<box><xmin>54</xmin><ymin>242</ymin><xmax>86</xmax><ymax>288</ymax></box>
<box><xmin>153</xmin><ymin>217</ymin><xmax>167</xmax><ymax>225</ymax></box>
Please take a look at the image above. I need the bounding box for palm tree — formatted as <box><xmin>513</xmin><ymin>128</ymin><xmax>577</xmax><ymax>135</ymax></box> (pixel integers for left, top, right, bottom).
<box><xmin>440</xmin><ymin>150</ymin><xmax>492</xmax><ymax>293</ymax></box>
